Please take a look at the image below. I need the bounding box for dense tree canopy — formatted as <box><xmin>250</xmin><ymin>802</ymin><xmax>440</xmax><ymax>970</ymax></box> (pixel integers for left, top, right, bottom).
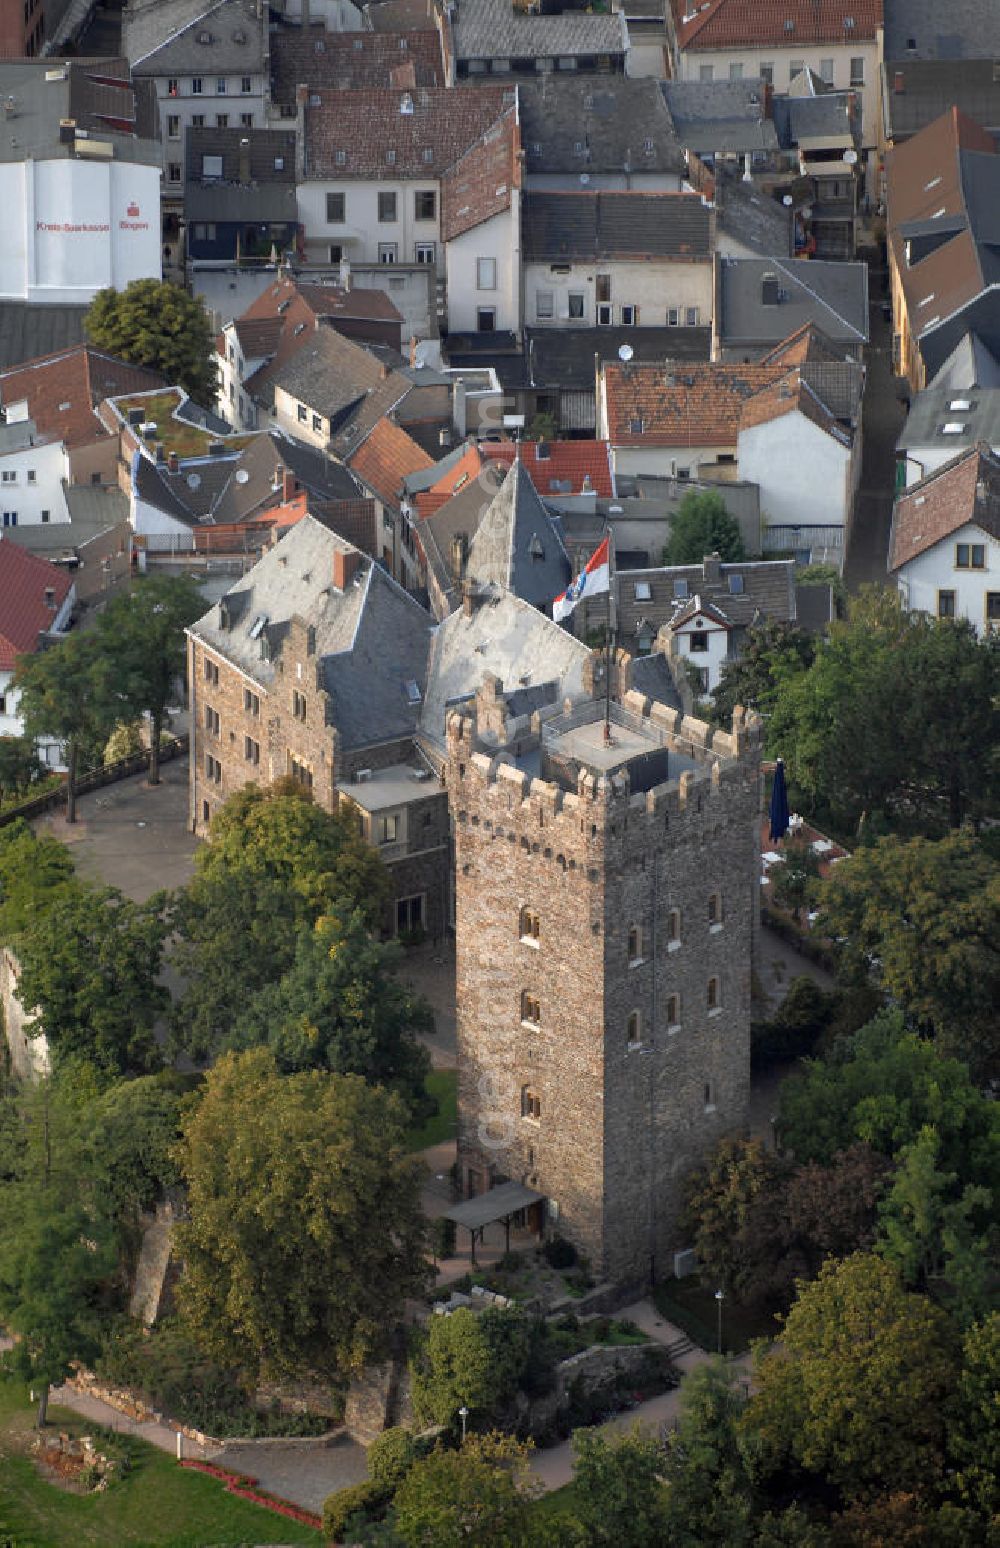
<box><xmin>817</xmin><ymin>830</ymin><xmax>1000</xmax><ymax>1077</ymax></box>
<box><xmin>0</xmin><ymin>820</ymin><xmax>75</xmax><ymax>939</ymax></box>
<box><xmin>12</xmin><ymin>631</ymin><xmax>111</xmax><ymax>822</ymax></box>
<box><xmin>0</xmin><ymin>736</ymin><xmax>43</xmax><ymax>806</ymax></box>
<box><xmin>84</xmin><ymin>280</ymin><xmax>216</xmax><ymax>403</ymax></box>
<box><xmin>711</xmin><ymin>619</ymin><xmax>817</xmax><ymax>730</ymax></box>
<box><xmin>173</xmin><ymin>1050</ymin><xmax>428</xmax><ymax>1382</ymax></box>
<box><xmin>392</xmin><ymin>1433</ymin><xmax>541</xmax><ymax>1548</ymax></box>
<box><xmin>662</xmin><ymin>491</ymin><xmax>746</xmax><ymax>565</ymax></box>
<box><xmin>92</xmin><ymin>575</ymin><xmax>205</xmax><ymax>784</ymax></box>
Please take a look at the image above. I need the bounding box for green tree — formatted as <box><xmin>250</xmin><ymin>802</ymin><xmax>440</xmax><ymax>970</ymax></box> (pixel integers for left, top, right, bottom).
<box><xmin>745</xmin><ymin>1253</ymin><xmax>958</xmax><ymax>1501</ymax></box>
<box><xmin>681</xmin><ymin>1137</ymin><xmax>786</xmax><ymax>1300</ymax></box>
<box><xmin>173</xmin><ymin>1050</ymin><xmax>428</xmax><ymax>1382</ymax></box>
<box><xmin>230</xmin><ymin>909</ymin><xmax>431</xmax><ymax>1115</ymax></box>
<box><xmin>948</xmin><ymin>1312</ymin><xmax>1000</xmax><ymax>1520</ymax></box>
<box><xmin>170</xmin><ymin>783</ymin><xmax>390</xmax><ymax>1058</ymax></box>
<box><xmin>662</xmin><ymin>491</ymin><xmax>746</xmax><ymax>565</ymax></box>
<box><xmin>0</xmin><ymin>1185</ymin><xmax>117</xmax><ymax>1426</ymax></box>
<box><xmin>659</xmin><ymin>1362</ymin><xmax>755</xmax><ymax>1546</ymax></box>
<box><xmin>571</xmin><ymin>1424</ymin><xmax>672</xmax><ymax>1547</ymax></box>
<box><xmin>14</xmin><ymin>883</ymin><xmax>167</xmax><ymax>1076</ymax></box>
<box><xmin>876</xmin><ymin>1125</ymin><xmax>994</xmax><ymax>1325</ymax></box>
<box><xmin>711</xmin><ymin>619</ymin><xmax>817</xmax><ymax>729</ymax></box>
<box><xmin>777</xmin><ymin>1012</ymin><xmax>1000</xmax><ymax>1196</ymax></box>
<box><xmin>817</xmin><ymin>831</ymin><xmax>1000</xmax><ymax>1076</ymax></box>
<box><xmin>410</xmin><ymin>1306</ymin><xmax>536</xmax><ymax>1433</ymax></box>
<box><xmin>769</xmin><ymin>835</ymin><xmax>821</xmax><ymax>922</ymax></box>
<box><xmin>84</xmin><ymin>1074</ymin><xmax>183</xmax><ymax>1232</ymax></box>
<box><xmin>12</xmin><ymin>631</ymin><xmax>110</xmax><ymax>822</ymax></box>
<box><xmin>392</xmin><ymin>1433</ymin><xmax>540</xmax><ymax>1548</ymax></box>
<box><xmin>92</xmin><ymin>574</ymin><xmax>205</xmax><ymax>784</ymax></box>
<box><xmin>0</xmin><ymin>736</ymin><xmax>42</xmax><ymax>806</ymax></box>
<box><xmin>84</xmin><ymin>280</ymin><xmax>216</xmax><ymax>403</ymax></box>
<box><xmin>0</xmin><ymin>820</ymin><xmax>74</xmax><ymax>940</ymax></box>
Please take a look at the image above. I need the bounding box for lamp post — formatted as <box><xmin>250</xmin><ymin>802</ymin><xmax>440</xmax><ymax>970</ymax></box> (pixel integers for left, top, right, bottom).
<box><xmin>715</xmin><ymin>1289</ymin><xmax>725</xmax><ymax>1355</ymax></box>
<box><xmin>458</xmin><ymin>1405</ymin><xmax>469</xmax><ymax>1445</ymax></box>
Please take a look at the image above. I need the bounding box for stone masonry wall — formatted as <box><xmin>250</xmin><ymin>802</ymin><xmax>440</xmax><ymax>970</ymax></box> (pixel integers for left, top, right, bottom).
<box><xmin>450</xmin><ymin>699</ymin><xmax>761</xmax><ymax>1283</ymax></box>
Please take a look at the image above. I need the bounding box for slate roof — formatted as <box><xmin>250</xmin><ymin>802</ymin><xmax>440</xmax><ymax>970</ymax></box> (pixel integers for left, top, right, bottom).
<box><xmin>419</xmin><ymin>586</ymin><xmax>590</xmax><ymax>747</ymax></box>
<box><xmin>348</xmin><ymin>416</ymin><xmax>434</xmax><ymax>509</ymax></box>
<box><xmin>260</xmin><ymin>327</ymin><xmax>390</xmax><ymax>424</ymax></box>
<box><xmin>0</xmin><ymin>58</ymin><xmax>160</xmax><ymax>164</ymax></box>
<box><xmin>128</xmin><ymin>0</ymin><xmax>265</xmax><ymax>73</ymax></box>
<box><xmin>518</xmin><ymin>76</ymin><xmax>684</xmax><ymax>178</ymax></box>
<box><xmin>230</xmin><ymin>275</ymin><xmax>403</xmax><ymax>398</ymax></box>
<box><xmin>185</xmin><ymin>126</ymin><xmax>297</xmax><ymax>221</ymax></box>
<box><xmin>717</xmin><ymin>256</ymin><xmax>869</xmax><ymax>349</ymax></box>
<box><xmin>886</xmin><ymin>109</ymin><xmax>1000</xmax><ymax>365</ymax></box>
<box><xmin>465</xmin><ymin>459</ymin><xmax>571</xmax><ymax>608</ymax></box>
<box><xmin>889</xmin><ymin>442</ymin><xmax>1000</xmax><ymax>570</ymax></box>
<box><xmin>303</xmin><ymin>86</ymin><xmax>512</xmax><ymax>180</ymax></box>
<box><xmin>675</xmin><ymin>0</ymin><xmax>881</xmax><ymax>50</ymax></box>
<box><xmin>440</xmin><ymin>106</ymin><xmax>519</xmax><ymax>242</ymax></box>
<box><xmin>0</xmin><ymin>305</ymin><xmax>88</xmax><ymax>372</ymax></box>
<box><xmin>662</xmin><ymin>78</ymin><xmax>780</xmax><ymax>154</ymax></box>
<box><xmin>928</xmin><ymin>332</ymin><xmax>1000</xmax><ymax>391</ymax></box>
<box><xmin>882</xmin><ymin>0</ymin><xmax>1000</xmax><ymax>61</ymax></box>
<box><xmin>418</xmin><ymin>462</ymin><xmax>506</xmax><ymax>613</ymax></box>
<box><xmin>452</xmin><ymin>0</ymin><xmax>627</xmax><ymax>62</ymax></box>
<box><xmin>134</xmin><ymin>448</ymin><xmax>242</xmax><ymax>525</ymax></box>
<box><xmin>715</xmin><ymin>177</ymin><xmax>793</xmax><ymax>258</ymax></box>
<box><xmin>628</xmin><ymin>651</ymin><xmax>683</xmax><ymax>711</ymax></box>
<box><xmin>0</xmin><ymin>542</ymin><xmax>74</xmax><ymax>670</ymax></box>
<box><xmin>269</xmin><ymin>26</ymin><xmax>443</xmax><ymax>108</ymax></box>
<box><xmin>189</xmin><ymin>513</ymin><xmax>435</xmax><ymax>749</ymax></box>
<box><xmin>0</xmin><ymin>347</ymin><xmax>163</xmax><ymax>449</ymax></box>
<box><xmin>602</xmin><ymin>359</ymin><xmax>785</xmax><ymax>445</ymax></box>
<box><xmin>615</xmin><ymin>554</ymin><xmax>796</xmax><ymax>642</ymax></box>
<box><xmin>124</xmin><ymin>0</ymin><xmax>219</xmax><ymax>69</ymax></box>
<box><xmin>329</xmin><ymin>370</ymin><xmax>415</xmax><ymax>460</ymax></box>
<box><xmin>775</xmin><ymin>88</ymin><xmax>859</xmax><ymax>146</ymax></box>
<box><xmin>211</xmin><ymin>430</ymin><xmax>363</xmax><ymax>524</ymax></box>
<box><xmin>522</xmin><ymin>191</ymin><xmax>712</xmax><ymax>263</ymax></box>
<box><xmin>526</xmin><ymin>325</ymin><xmax>711</xmax><ymax>392</ymax></box>
<box><xmin>898</xmin><ymin>385</ymin><xmax>1000</xmax><ymax>453</ymax></box>
<box><xmin>882</xmin><ymin>59</ymin><xmax>1000</xmax><ymax>143</ymax></box>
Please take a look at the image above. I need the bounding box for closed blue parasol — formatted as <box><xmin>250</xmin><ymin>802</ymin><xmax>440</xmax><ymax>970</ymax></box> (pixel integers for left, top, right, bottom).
<box><xmin>769</xmin><ymin>758</ymin><xmax>790</xmax><ymax>843</ymax></box>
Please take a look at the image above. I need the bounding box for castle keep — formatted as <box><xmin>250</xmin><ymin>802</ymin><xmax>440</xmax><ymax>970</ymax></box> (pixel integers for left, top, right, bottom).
<box><xmin>450</xmin><ymin>681</ymin><xmax>762</xmax><ymax>1284</ymax></box>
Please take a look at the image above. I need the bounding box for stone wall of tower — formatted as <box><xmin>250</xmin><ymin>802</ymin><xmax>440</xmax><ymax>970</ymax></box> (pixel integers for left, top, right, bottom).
<box><xmin>449</xmin><ymin>698</ymin><xmax>761</xmax><ymax>1284</ymax></box>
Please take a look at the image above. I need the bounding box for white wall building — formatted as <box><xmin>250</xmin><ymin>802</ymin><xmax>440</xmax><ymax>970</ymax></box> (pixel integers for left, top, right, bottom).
<box><xmin>890</xmin><ymin>445</ymin><xmax>1000</xmax><ymax>634</ymax></box>
<box><xmin>0</xmin><ymin>422</ymin><xmax>71</xmax><ymax>529</ymax></box>
<box><xmin>662</xmin><ymin>596</ymin><xmax>731</xmax><ymax>693</ymax></box>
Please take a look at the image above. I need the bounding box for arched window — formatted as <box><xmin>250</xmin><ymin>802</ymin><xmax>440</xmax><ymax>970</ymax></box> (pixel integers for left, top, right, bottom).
<box><xmin>707</xmin><ymin>976</ymin><xmax>720</xmax><ymax>1012</ymax></box>
<box><xmin>708</xmin><ymin>892</ymin><xmax>722</xmax><ymax>927</ymax></box>
<box><xmin>627</xmin><ymin>1010</ymin><xmax>642</xmax><ymax>1047</ymax></box>
<box><xmin>519</xmin><ymin>905</ymin><xmax>540</xmax><ymax>943</ymax></box>
<box><xmin>667</xmin><ymin>993</ymin><xmax>681</xmax><ymax>1029</ymax></box>
<box><xmin>520</xmin><ymin>990</ymin><xmax>541</xmax><ymax>1026</ymax></box>
<box><xmin>627</xmin><ymin>924</ymin><xmax>642</xmax><ymax>962</ymax></box>
<box><xmin>667</xmin><ymin>908</ymin><xmax>681</xmax><ymax>947</ymax></box>
<box><xmin>521</xmin><ymin>1086</ymin><xmax>541</xmax><ymax>1121</ymax></box>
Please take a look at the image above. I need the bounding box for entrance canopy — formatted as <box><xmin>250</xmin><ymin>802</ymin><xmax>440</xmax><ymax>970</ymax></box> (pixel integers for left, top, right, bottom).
<box><xmin>444</xmin><ymin>1181</ymin><xmax>545</xmax><ymax>1263</ymax></box>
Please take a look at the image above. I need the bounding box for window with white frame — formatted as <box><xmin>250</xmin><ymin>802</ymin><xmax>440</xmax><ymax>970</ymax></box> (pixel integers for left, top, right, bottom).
<box><xmin>477</xmin><ymin>257</ymin><xmax>497</xmax><ymax>290</ymax></box>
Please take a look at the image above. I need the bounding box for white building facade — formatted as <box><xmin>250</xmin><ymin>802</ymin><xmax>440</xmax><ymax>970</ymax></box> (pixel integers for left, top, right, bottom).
<box><xmin>0</xmin><ymin>423</ymin><xmax>71</xmax><ymax>528</ymax></box>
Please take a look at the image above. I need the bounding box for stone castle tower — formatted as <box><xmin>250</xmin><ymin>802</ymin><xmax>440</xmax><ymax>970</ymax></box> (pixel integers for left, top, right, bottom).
<box><xmin>448</xmin><ymin>678</ymin><xmax>762</xmax><ymax>1285</ymax></box>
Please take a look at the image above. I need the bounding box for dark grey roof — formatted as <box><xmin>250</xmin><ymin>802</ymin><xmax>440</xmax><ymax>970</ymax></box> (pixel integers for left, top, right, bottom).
<box><xmin>775</xmin><ymin>91</ymin><xmax>859</xmax><ymax>146</ymax></box>
<box><xmin>522</xmin><ymin>191</ymin><xmax>711</xmax><ymax>264</ymax></box>
<box><xmin>452</xmin><ymin>0</ymin><xmax>627</xmax><ymax>62</ymax></box>
<box><xmin>419</xmin><ymin>462</ymin><xmax>506</xmax><ymax>615</ymax></box>
<box><xmin>136</xmin><ymin>450</ymin><xmax>242</xmax><ymax>525</ymax></box>
<box><xmin>189</xmin><ymin>513</ymin><xmax>434</xmax><ymax>749</ymax></box>
<box><xmin>129</xmin><ymin>0</ymin><xmax>265</xmax><ymax>72</ymax></box>
<box><xmin>0</xmin><ymin>58</ymin><xmax>160</xmax><ymax>165</ymax></box>
<box><xmin>518</xmin><ymin>76</ymin><xmax>684</xmax><ymax>178</ymax></box>
<box><xmin>881</xmin><ymin>59</ymin><xmax>1000</xmax><ymax>141</ymax></box>
<box><xmin>883</xmin><ymin>0</ymin><xmax>1000</xmax><ymax>61</ymax></box>
<box><xmin>525</xmin><ymin>326</ymin><xmax>711</xmax><ymax>392</ymax></box>
<box><xmin>616</xmin><ymin>558</ymin><xmax>796</xmax><ymax>644</ymax></box>
<box><xmin>466</xmin><ymin>460</ymin><xmax>571</xmax><ymax>608</ymax></box>
<box><xmin>716</xmin><ymin>176</ymin><xmax>793</xmax><ymax>258</ymax></box>
<box><xmin>185</xmin><ymin>126</ymin><xmax>297</xmax><ymax>221</ymax></box>
<box><xmin>928</xmin><ymin>331</ymin><xmax>1000</xmax><ymax>391</ymax></box>
<box><xmin>717</xmin><ymin>257</ymin><xmax>869</xmax><ymax>350</ymax></box>
<box><xmin>897</xmin><ymin>385</ymin><xmax>1000</xmax><ymax>451</ymax></box>
<box><xmin>629</xmin><ymin>651</ymin><xmax>683</xmax><ymax>711</ymax></box>
<box><xmin>266</xmin><ymin>328</ymin><xmax>387</xmax><ymax>423</ymax></box>
<box><xmin>211</xmin><ymin>430</ymin><xmax>360</xmax><ymax>523</ymax></box>
<box><xmin>124</xmin><ymin>0</ymin><xmax>217</xmax><ymax>68</ymax></box>
<box><xmin>662</xmin><ymin>77</ymin><xmax>779</xmax><ymax>155</ymax></box>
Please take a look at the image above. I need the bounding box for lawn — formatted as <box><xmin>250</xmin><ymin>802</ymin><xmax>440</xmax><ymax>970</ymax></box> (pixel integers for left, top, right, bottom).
<box><xmin>0</xmin><ymin>1382</ymin><xmax>322</xmax><ymax>1547</ymax></box>
<box><xmin>406</xmin><ymin>1067</ymin><xmax>457</xmax><ymax>1152</ymax></box>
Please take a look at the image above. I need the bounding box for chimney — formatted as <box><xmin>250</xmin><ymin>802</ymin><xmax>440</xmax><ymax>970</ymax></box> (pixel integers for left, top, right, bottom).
<box><xmin>893</xmin><ymin>70</ymin><xmax>905</xmax><ymax>94</ymax></box>
<box><xmin>59</xmin><ymin>117</ymin><xmax>76</xmax><ymax>143</ymax></box>
<box><xmin>282</xmin><ymin>466</ymin><xmax>296</xmax><ymax>503</ymax></box>
<box><xmin>238</xmin><ymin>135</ymin><xmax>251</xmax><ymax>183</ymax></box>
<box><xmin>409</xmin><ymin>335</ymin><xmax>418</xmax><ymax>367</ymax></box>
<box><xmin>207</xmin><ymin>440</ymin><xmax>225</xmax><ymax>455</ymax></box>
<box><xmin>339</xmin><ymin>254</ymin><xmax>351</xmax><ymax>288</ymax></box>
<box><xmin>333</xmin><ymin>546</ymin><xmax>361</xmax><ymax>590</ymax></box>
<box><xmin>703</xmin><ymin>551</ymin><xmax>722</xmax><ymax>583</ymax></box>
<box><xmin>761</xmin><ymin>271</ymin><xmax>780</xmax><ymax>306</ymax></box>
<box><xmin>155</xmin><ymin>440</ymin><xmax>166</xmax><ymax>463</ymax></box>
<box><xmin>167</xmin><ymin>449</ymin><xmax>179</xmax><ymax>473</ymax></box>
<box><xmin>295</xmin><ymin>83</ymin><xmax>309</xmax><ymax>179</ymax></box>
<box><xmin>380</xmin><ymin>362</ymin><xmax>390</xmax><ymax>379</ymax></box>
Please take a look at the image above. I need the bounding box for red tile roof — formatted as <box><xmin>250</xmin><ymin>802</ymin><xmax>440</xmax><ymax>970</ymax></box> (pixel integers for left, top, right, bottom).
<box><xmin>0</xmin><ymin>543</ymin><xmax>73</xmax><ymax>671</ymax></box>
<box><xmin>440</xmin><ymin>106</ymin><xmax>519</xmax><ymax>241</ymax></box>
<box><xmin>758</xmin><ymin>322</ymin><xmax>844</xmax><ymax>367</ymax></box>
<box><xmin>349</xmin><ymin>417</ymin><xmax>434</xmax><ymax>508</ymax></box>
<box><xmin>234</xmin><ymin>276</ymin><xmax>402</xmax><ymax>404</ymax></box>
<box><xmin>676</xmin><ymin>0</ymin><xmax>881</xmax><ymax>51</ymax></box>
<box><xmin>269</xmin><ymin>27</ymin><xmax>444</xmax><ymax>107</ymax></box>
<box><xmin>483</xmin><ymin>440</ymin><xmax>616</xmax><ymax>497</ymax></box>
<box><xmin>0</xmin><ymin>346</ymin><xmax>164</xmax><ymax>450</ymax></box>
<box><xmin>303</xmin><ymin>86</ymin><xmax>512</xmax><ymax>179</ymax></box>
<box><xmin>889</xmin><ymin>443</ymin><xmax>1000</xmax><ymax>571</ymax></box>
<box><xmin>414</xmin><ymin>442</ymin><xmax>486</xmax><ymax>517</ymax></box>
<box><xmin>603</xmin><ymin>361</ymin><xmax>785</xmax><ymax>445</ymax></box>
<box><xmin>738</xmin><ymin>367</ymin><xmax>852</xmax><ymax>444</ymax></box>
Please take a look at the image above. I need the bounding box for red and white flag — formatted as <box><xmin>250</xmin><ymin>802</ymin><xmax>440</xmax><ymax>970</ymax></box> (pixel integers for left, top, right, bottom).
<box><xmin>553</xmin><ymin>536</ymin><xmax>610</xmax><ymax>623</ymax></box>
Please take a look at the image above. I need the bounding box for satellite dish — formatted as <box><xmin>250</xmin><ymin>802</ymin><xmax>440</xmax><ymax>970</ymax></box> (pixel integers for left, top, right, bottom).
<box><xmin>235</xmin><ymin>469</ymin><xmax>250</xmax><ymax>484</ymax></box>
<box><xmin>782</xmin><ymin>194</ymin><xmax>793</xmax><ymax>206</ymax></box>
<box><xmin>618</xmin><ymin>344</ymin><xmax>634</xmax><ymax>363</ymax></box>
<box><xmin>579</xmin><ymin>172</ymin><xmax>590</xmax><ymax>185</ymax></box>
<box><xmin>844</xmin><ymin>149</ymin><xmax>858</xmax><ymax>165</ymax></box>
<box><xmin>186</xmin><ymin>473</ymin><xmax>201</xmax><ymax>490</ymax></box>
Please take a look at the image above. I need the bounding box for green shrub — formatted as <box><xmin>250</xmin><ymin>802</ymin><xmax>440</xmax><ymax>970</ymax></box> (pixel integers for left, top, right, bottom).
<box><xmin>368</xmin><ymin>1427</ymin><xmax>426</xmax><ymax>1493</ymax></box>
<box><xmin>430</xmin><ymin>1215</ymin><xmax>456</xmax><ymax>1260</ymax></box>
<box><xmin>322</xmin><ymin>1478</ymin><xmax>389</xmax><ymax>1538</ymax></box>
<box><xmin>542</xmin><ymin>1236</ymin><xmax>577</xmax><ymax>1270</ymax></box>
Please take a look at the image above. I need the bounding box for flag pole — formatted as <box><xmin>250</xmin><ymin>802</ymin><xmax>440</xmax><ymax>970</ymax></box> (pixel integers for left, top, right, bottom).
<box><xmin>604</xmin><ymin>521</ymin><xmax>613</xmax><ymax>743</ymax></box>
